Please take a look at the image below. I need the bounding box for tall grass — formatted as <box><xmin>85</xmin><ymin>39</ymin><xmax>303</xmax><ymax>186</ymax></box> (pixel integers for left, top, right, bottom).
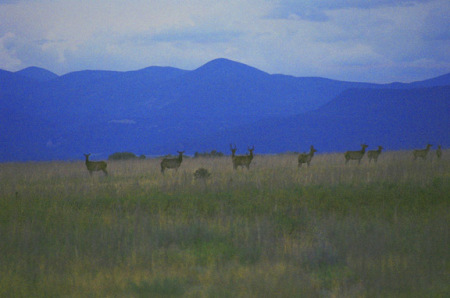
<box><xmin>0</xmin><ymin>151</ymin><xmax>448</xmax><ymax>297</ymax></box>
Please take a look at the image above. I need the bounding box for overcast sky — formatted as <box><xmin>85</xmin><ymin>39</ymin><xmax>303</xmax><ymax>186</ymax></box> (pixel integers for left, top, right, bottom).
<box><xmin>0</xmin><ymin>0</ymin><xmax>449</xmax><ymax>83</ymax></box>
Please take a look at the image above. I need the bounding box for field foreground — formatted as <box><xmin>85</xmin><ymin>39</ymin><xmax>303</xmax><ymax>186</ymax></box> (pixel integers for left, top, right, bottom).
<box><xmin>1</xmin><ymin>151</ymin><xmax>449</xmax><ymax>297</ymax></box>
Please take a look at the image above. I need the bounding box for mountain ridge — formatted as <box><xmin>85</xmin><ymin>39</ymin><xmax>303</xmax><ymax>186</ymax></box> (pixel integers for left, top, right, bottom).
<box><xmin>15</xmin><ymin>66</ymin><xmax>59</xmax><ymax>82</ymax></box>
<box><xmin>188</xmin><ymin>85</ymin><xmax>449</xmax><ymax>154</ymax></box>
<box><xmin>1</xmin><ymin>58</ymin><xmax>449</xmax><ymax>161</ymax></box>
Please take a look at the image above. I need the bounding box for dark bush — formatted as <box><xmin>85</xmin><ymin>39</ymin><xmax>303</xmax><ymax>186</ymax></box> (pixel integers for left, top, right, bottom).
<box><xmin>194</xmin><ymin>150</ymin><xmax>224</xmax><ymax>158</ymax></box>
<box><xmin>108</xmin><ymin>152</ymin><xmax>143</xmax><ymax>160</ymax></box>
<box><xmin>194</xmin><ymin>168</ymin><xmax>211</xmax><ymax>180</ymax></box>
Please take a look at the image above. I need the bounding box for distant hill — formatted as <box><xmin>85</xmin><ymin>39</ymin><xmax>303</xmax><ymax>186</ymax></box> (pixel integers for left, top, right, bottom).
<box><xmin>16</xmin><ymin>67</ymin><xmax>59</xmax><ymax>82</ymax></box>
<box><xmin>0</xmin><ymin>58</ymin><xmax>449</xmax><ymax>161</ymax></box>
<box><xmin>190</xmin><ymin>86</ymin><xmax>450</xmax><ymax>154</ymax></box>
<box><xmin>409</xmin><ymin>73</ymin><xmax>450</xmax><ymax>88</ymax></box>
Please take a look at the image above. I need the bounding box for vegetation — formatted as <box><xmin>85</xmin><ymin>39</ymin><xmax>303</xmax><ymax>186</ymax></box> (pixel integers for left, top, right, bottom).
<box><xmin>108</xmin><ymin>152</ymin><xmax>146</xmax><ymax>160</ymax></box>
<box><xmin>193</xmin><ymin>168</ymin><xmax>211</xmax><ymax>180</ymax></box>
<box><xmin>0</xmin><ymin>151</ymin><xmax>448</xmax><ymax>297</ymax></box>
<box><xmin>194</xmin><ymin>150</ymin><xmax>224</xmax><ymax>158</ymax></box>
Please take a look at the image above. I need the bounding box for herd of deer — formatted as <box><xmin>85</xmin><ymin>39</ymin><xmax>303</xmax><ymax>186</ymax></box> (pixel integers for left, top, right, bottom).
<box><xmin>83</xmin><ymin>144</ymin><xmax>443</xmax><ymax>176</ymax></box>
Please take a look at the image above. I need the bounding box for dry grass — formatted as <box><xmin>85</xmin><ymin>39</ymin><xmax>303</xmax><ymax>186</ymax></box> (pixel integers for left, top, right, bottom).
<box><xmin>0</xmin><ymin>150</ymin><xmax>448</xmax><ymax>297</ymax></box>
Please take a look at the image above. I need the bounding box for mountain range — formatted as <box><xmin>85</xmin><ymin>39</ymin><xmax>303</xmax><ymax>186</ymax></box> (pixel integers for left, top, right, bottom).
<box><xmin>1</xmin><ymin>58</ymin><xmax>449</xmax><ymax>161</ymax></box>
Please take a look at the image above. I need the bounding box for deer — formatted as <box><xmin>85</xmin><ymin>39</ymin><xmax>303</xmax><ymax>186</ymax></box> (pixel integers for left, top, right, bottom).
<box><xmin>84</xmin><ymin>153</ymin><xmax>108</xmax><ymax>176</ymax></box>
<box><xmin>161</xmin><ymin>151</ymin><xmax>185</xmax><ymax>174</ymax></box>
<box><xmin>436</xmin><ymin>145</ymin><xmax>442</xmax><ymax>160</ymax></box>
<box><xmin>367</xmin><ymin>146</ymin><xmax>383</xmax><ymax>163</ymax></box>
<box><xmin>413</xmin><ymin>144</ymin><xmax>432</xmax><ymax>160</ymax></box>
<box><xmin>298</xmin><ymin>145</ymin><xmax>317</xmax><ymax>168</ymax></box>
<box><xmin>230</xmin><ymin>144</ymin><xmax>254</xmax><ymax>170</ymax></box>
<box><xmin>344</xmin><ymin>144</ymin><xmax>368</xmax><ymax>164</ymax></box>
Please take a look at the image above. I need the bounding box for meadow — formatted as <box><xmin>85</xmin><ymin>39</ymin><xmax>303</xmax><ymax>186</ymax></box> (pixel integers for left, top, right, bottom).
<box><xmin>0</xmin><ymin>151</ymin><xmax>448</xmax><ymax>297</ymax></box>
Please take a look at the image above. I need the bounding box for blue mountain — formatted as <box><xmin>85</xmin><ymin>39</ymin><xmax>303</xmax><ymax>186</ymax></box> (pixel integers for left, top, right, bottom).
<box><xmin>15</xmin><ymin>66</ymin><xmax>59</xmax><ymax>82</ymax></box>
<box><xmin>191</xmin><ymin>86</ymin><xmax>449</xmax><ymax>154</ymax></box>
<box><xmin>0</xmin><ymin>58</ymin><xmax>449</xmax><ymax>161</ymax></box>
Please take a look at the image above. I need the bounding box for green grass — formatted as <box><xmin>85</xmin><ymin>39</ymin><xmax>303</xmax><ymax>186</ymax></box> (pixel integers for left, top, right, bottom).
<box><xmin>0</xmin><ymin>151</ymin><xmax>449</xmax><ymax>297</ymax></box>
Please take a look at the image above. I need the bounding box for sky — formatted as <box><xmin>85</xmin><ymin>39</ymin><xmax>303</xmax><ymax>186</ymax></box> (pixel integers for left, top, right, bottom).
<box><xmin>0</xmin><ymin>0</ymin><xmax>449</xmax><ymax>83</ymax></box>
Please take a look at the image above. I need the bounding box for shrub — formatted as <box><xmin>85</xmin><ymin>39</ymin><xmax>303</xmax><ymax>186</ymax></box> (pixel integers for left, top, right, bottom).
<box><xmin>194</xmin><ymin>168</ymin><xmax>211</xmax><ymax>179</ymax></box>
<box><xmin>194</xmin><ymin>150</ymin><xmax>224</xmax><ymax>158</ymax></box>
<box><xmin>108</xmin><ymin>152</ymin><xmax>142</xmax><ymax>160</ymax></box>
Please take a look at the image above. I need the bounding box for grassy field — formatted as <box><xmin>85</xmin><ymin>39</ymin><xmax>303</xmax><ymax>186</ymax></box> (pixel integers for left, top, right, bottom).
<box><xmin>0</xmin><ymin>151</ymin><xmax>449</xmax><ymax>297</ymax></box>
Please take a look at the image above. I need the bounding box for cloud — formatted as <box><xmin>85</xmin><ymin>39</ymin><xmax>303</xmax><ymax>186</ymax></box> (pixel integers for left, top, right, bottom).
<box><xmin>151</xmin><ymin>29</ymin><xmax>242</xmax><ymax>44</ymax></box>
<box><xmin>0</xmin><ymin>32</ymin><xmax>21</xmax><ymax>69</ymax></box>
<box><xmin>0</xmin><ymin>0</ymin><xmax>27</xmax><ymax>4</ymax></box>
<box><xmin>268</xmin><ymin>0</ymin><xmax>435</xmax><ymax>21</ymax></box>
<box><xmin>0</xmin><ymin>0</ymin><xmax>448</xmax><ymax>83</ymax></box>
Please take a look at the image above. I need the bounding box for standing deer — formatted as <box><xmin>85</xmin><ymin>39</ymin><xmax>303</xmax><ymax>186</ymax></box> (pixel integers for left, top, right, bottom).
<box><xmin>344</xmin><ymin>144</ymin><xmax>368</xmax><ymax>164</ymax></box>
<box><xmin>161</xmin><ymin>151</ymin><xmax>185</xmax><ymax>174</ymax></box>
<box><xmin>298</xmin><ymin>145</ymin><xmax>317</xmax><ymax>168</ymax></box>
<box><xmin>413</xmin><ymin>144</ymin><xmax>432</xmax><ymax>160</ymax></box>
<box><xmin>367</xmin><ymin>146</ymin><xmax>383</xmax><ymax>163</ymax></box>
<box><xmin>436</xmin><ymin>145</ymin><xmax>442</xmax><ymax>159</ymax></box>
<box><xmin>230</xmin><ymin>144</ymin><xmax>255</xmax><ymax>170</ymax></box>
<box><xmin>84</xmin><ymin>153</ymin><xmax>108</xmax><ymax>176</ymax></box>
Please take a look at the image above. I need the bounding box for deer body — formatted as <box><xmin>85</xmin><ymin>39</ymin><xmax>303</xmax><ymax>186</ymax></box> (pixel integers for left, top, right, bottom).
<box><xmin>161</xmin><ymin>151</ymin><xmax>184</xmax><ymax>173</ymax></box>
<box><xmin>344</xmin><ymin>144</ymin><xmax>368</xmax><ymax>164</ymax></box>
<box><xmin>413</xmin><ymin>144</ymin><xmax>432</xmax><ymax>160</ymax></box>
<box><xmin>436</xmin><ymin>145</ymin><xmax>442</xmax><ymax>159</ymax></box>
<box><xmin>84</xmin><ymin>153</ymin><xmax>108</xmax><ymax>175</ymax></box>
<box><xmin>367</xmin><ymin>146</ymin><xmax>383</xmax><ymax>163</ymax></box>
<box><xmin>298</xmin><ymin>145</ymin><xmax>317</xmax><ymax>168</ymax></box>
<box><xmin>230</xmin><ymin>145</ymin><xmax>254</xmax><ymax>170</ymax></box>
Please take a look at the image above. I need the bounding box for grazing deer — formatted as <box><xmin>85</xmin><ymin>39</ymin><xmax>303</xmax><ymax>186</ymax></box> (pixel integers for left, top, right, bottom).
<box><xmin>161</xmin><ymin>151</ymin><xmax>185</xmax><ymax>173</ymax></box>
<box><xmin>298</xmin><ymin>145</ymin><xmax>317</xmax><ymax>168</ymax></box>
<box><xmin>413</xmin><ymin>144</ymin><xmax>432</xmax><ymax>160</ymax></box>
<box><xmin>230</xmin><ymin>144</ymin><xmax>255</xmax><ymax>170</ymax></box>
<box><xmin>367</xmin><ymin>146</ymin><xmax>383</xmax><ymax>163</ymax></box>
<box><xmin>436</xmin><ymin>145</ymin><xmax>442</xmax><ymax>159</ymax></box>
<box><xmin>84</xmin><ymin>153</ymin><xmax>108</xmax><ymax>176</ymax></box>
<box><xmin>344</xmin><ymin>144</ymin><xmax>368</xmax><ymax>164</ymax></box>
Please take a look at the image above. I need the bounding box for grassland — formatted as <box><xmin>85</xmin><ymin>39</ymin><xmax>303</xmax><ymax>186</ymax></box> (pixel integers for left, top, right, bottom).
<box><xmin>0</xmin><ymin>151</ymin><xmax>449</xmax><ymax>297</ymax></box>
